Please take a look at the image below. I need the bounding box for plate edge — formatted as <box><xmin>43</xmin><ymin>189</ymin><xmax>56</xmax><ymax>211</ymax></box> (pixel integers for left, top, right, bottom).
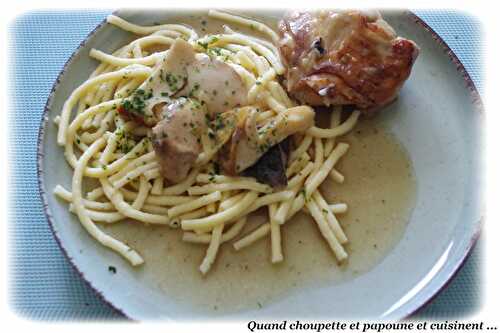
<box><xmin>35</xmin><ymin>9</ymin><xmax>484</xmax><ymax>321</ymax></box>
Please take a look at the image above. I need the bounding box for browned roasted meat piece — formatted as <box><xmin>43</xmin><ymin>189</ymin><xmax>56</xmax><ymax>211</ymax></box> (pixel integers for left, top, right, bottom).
<box><xmin>278</xmin><ymin>10</ymin><xmax>420</xmax><ymax>112</ymax></box>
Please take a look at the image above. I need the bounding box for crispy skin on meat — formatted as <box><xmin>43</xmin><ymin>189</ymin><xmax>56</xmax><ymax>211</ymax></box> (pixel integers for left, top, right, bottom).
<box><xmin>279</xmin><ymin>10</ymin><xmax>419</xmax><ymax>112</ymax></box>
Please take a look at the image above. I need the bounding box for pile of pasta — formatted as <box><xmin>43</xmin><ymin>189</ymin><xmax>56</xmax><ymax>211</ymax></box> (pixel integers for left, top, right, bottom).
<box><xmin>54</xmin><ymin>11</ymin><xmax>361</xmax><ymax>274</ymax></box>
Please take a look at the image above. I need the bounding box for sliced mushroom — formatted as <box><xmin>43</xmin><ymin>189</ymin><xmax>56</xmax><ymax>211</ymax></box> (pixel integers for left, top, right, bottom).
<box><xmin>244</xmin><ymin>138</ymin><xmax>290</xmax><ymax>188</ymax></box>
<box><xmin>118</xmin><ymin>38</ymin><xmax>196</xmax><ymax>126</ymax></box>
<box><xmin>219</xmin><ymin>107</ymin><xmax>260</xmax><ymax>175</ymax></box>
<box><xmin>198</xmin><ymin>110</ymin><xmax>238</xmax><ymax>165</ymax></box>
<box><xmin>152</xmin><ymin>98</ymin><xmax>207</xmax><ymax>183</ymax></box>
<box><xmin>154</xmin><ymin>38</ymin><xmax>196</xmax><ymax>96</ymax></box>
<box><xmin>177</xmin><ymin>55</ymin><xmax>247</xmax><ymax>117</ymax></box>
<box><xmin>221</xmin><ymin>105</ymin><xmax>315</xmax><ymax>175</ymax></box>
<box><xmin>119</xmin><ymin>38</ymin><xmax>247</xmax><ymax>126</ymax></box>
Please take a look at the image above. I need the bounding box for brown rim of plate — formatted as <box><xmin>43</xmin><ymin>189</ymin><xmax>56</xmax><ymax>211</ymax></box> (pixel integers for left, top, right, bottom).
<box><xmin>36</xmin><ymin>10</ymin><xmax>483</xmax><ymax>321</ymax></box>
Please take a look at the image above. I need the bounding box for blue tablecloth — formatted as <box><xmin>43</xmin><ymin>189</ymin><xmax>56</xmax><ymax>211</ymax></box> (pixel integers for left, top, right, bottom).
<box><xmin>8</xmin><ymin>10</ymin><xmax>482</xmax><ymax>320</ymax></box>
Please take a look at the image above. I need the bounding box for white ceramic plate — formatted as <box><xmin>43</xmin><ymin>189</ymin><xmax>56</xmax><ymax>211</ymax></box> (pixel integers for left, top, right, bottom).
<box><xmin>37</xmin><ymin>10</ymin><xmax>483</xmax><ymax>320</ymax></box>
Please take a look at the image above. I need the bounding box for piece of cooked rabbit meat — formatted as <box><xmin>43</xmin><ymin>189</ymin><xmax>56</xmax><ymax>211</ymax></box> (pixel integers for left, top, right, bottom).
<box><xmin>278</xmin><ymin>10</ymin><xmax>420</xmax><ymax>112</ymax></box>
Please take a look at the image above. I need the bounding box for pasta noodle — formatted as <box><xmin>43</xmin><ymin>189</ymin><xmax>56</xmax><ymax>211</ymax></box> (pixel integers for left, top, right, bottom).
<box><xmin>233</xmin><ymin>223</ymin><xmax>271</xmax><ymax>251</ymax></box>
<box><xmin>269</xmin><ymin>203</ymin><xmax>283</xmax><ymax>263</ymax></box>
<box><xmin>53</xmin><ymin>11</ymin><xmax>360</xmax><ymax>275</ymax></box>
<box><xmin>307</xmin><ymin>111</ymin><xmax>361</xmax><ymax>138</ymax></box>
<box><xmin>306</xmin><ymin>198</ymin><xmax>348</xmax><ymax>261</ymax></box>
<box><xmin>70</xmin><ymin>135</ymin><xmax>144</xmax><ymax>265</ymax></box>
<box><xmin>182</xmin><ymin>216</ymin><xmax>247</xmax><ymax>244</ymax></box>
<box><xmin>329</xmin><ymin>168</ymin><xmax>345</xmax><ymax>183</ymax></box>
<box><xmin>182</xmin><ymin>191</ymin><xmax>258</xmax><ymax>231</ymax></box>
<box><xmin>208</xmin><ymin>10</ymin><xmax>280</xmax><ymax>43</ymax></box>
<box><xmin>330</xmin><ymin>203</ymin><xmax>348</xmax><ymax>214</ymax></box>
<box><xmin>167</xmin><ymin>191</ymin><xmax>221</xmax><ymax>218</ymax></box>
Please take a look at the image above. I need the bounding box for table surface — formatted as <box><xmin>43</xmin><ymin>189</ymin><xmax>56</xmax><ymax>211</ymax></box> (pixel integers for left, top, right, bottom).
<box><xmin>8</xmin><ymin>10</ymin><xmax>482</xmax><ymax>321</ymax></box>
